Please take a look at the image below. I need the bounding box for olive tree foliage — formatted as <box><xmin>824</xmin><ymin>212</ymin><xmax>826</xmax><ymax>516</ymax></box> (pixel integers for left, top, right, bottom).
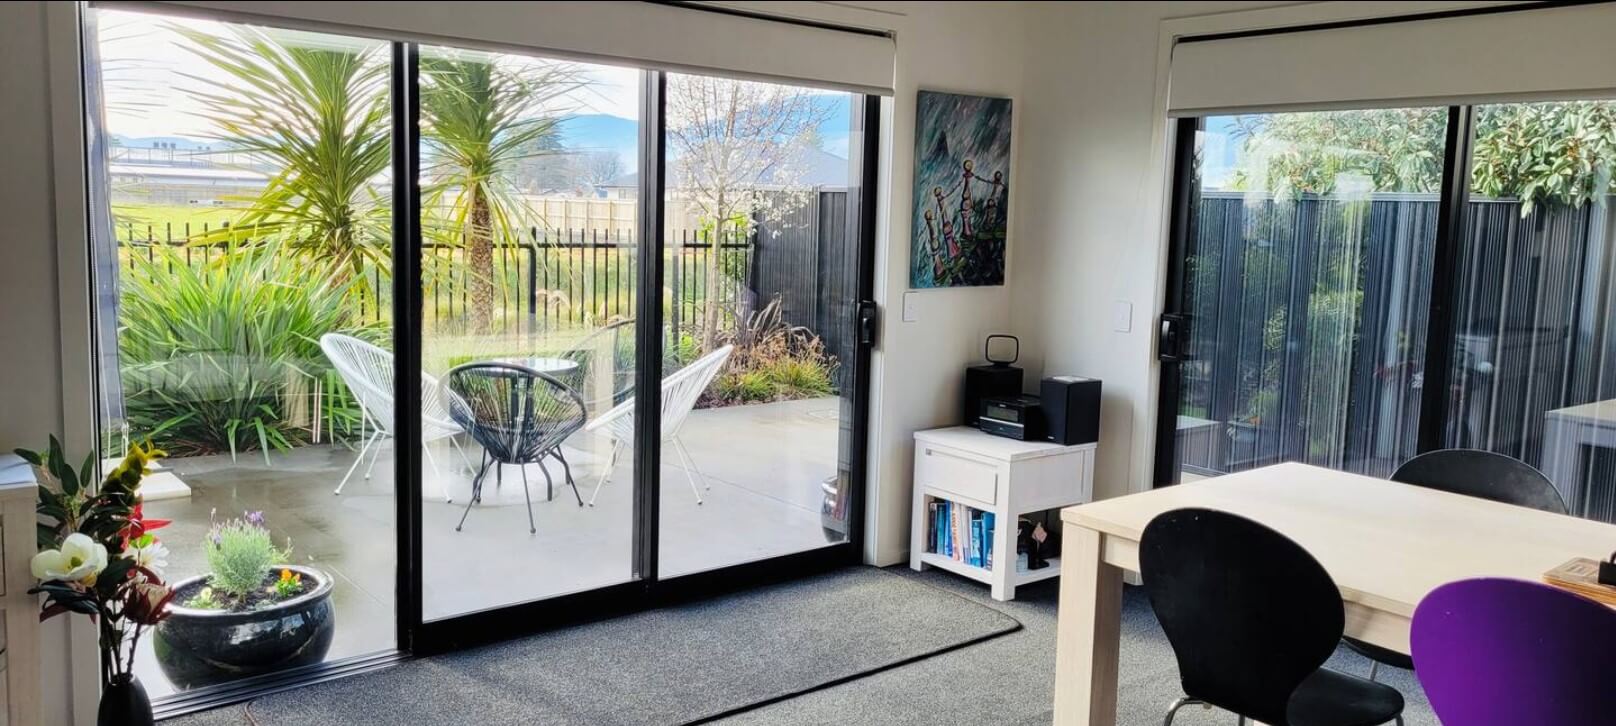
<box><xmin>1230</xmin><ymin>101</ymin><xmax>1616</xmax><ymax>213</ymax></box>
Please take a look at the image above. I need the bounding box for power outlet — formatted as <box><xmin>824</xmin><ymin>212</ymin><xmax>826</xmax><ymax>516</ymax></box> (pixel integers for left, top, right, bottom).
<box><xmin>903</xmin><ymin>291</ymin><xmax>919</xmax><ymax>322</ymax></box>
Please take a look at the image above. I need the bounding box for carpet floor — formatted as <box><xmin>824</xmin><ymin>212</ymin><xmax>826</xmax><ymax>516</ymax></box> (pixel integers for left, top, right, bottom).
<box><xmin>719</xmin><ymin>568</ymin><xmax>1437</xmax><ymax>726</ymax></box>
<box><xmin>167</xmin><ymin>566</ymin><xmax>1438</xmax><ymax>725</ymax></box>
<box><xmin>165</xmin><ymin>567</ymin><xmax>1020</xmax><ymax>726</ymax></box>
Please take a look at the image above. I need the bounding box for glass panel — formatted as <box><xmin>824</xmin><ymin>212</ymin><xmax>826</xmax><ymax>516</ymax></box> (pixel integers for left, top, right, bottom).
<box><xmin>1170</xmin><ymin>109</ymin><xmax>1448</xmax><ymax>481</ymax></box>
<box><xmin>417</xmin><ymin>46</ymin><xmax>642</xmax><ymax>619</ymax></box>
<box><xmin>658</xmin><ymin>73</ymin><xmax>862</xmax><ymax>577</ymax></box>
<box><xmin>1448</xmin><ymin>100</ymin><xmax>1616</xmax><ymax>521</ymax></box>
<box><xmin>85</xmin><ymin>8</ymin><xmax>395</xmax><ymax>696</ymax></box>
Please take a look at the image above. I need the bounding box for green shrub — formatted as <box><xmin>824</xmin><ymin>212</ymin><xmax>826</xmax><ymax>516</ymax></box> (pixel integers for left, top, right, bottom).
<box><xmin>713</xmin><ymin>369</ymin><xmax>775</xmax><ymax>403</ymax></box>
<box><xmin>203</xmin><ymin>512</ymin><xmax>289</xmax><ymax>602</ymax></box>
<box><xmin>118</xmin><ymin>242</ymin><xmax>374</xmax><ymax>457</ymax></box>
<box><xmin>763</xmin><ymin>356</ymin><xmax>834</xmax><ymax>396</ymax></box>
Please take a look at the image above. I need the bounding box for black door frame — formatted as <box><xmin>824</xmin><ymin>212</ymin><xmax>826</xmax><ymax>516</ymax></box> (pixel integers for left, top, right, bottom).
<box><xmin>1151</xmin><ymin>105</ymin><xmax>1481</xmax><ymax>487</ymax></box>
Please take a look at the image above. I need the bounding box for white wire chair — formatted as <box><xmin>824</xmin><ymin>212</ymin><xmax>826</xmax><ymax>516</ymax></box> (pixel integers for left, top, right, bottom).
<box><xmin>319</xmin><ymin>333</ymin><xmax>472</xmax><ymax>498</ymax></box>
<box><xmin>584</xmin><ymin>344</ymin><xmax>733</xmax><ymax>506</ymax></box>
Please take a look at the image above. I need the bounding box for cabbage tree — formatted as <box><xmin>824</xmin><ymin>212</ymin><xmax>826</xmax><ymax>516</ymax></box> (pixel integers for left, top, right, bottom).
<box><xmin>419</xmin><ymin>51</ymin><xmax>582</xmax><ymax>332</ymax></box>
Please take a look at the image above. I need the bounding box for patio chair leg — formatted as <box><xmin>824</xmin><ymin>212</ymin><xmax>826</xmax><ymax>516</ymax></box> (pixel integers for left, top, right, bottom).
<box><xmin>538</xmin><ymin>459</ymin><xmax>553</xmax><ymax>502</ymax></box>
<box><xmin>335</xmin><ymin>429</ymin><xmax>382</xmax><ymax>495</ymax></box>
<box><xmin>421</xmin><ymin>442</ymin><xmax>453</xmax><ymax>503</ymax></box>
<box><xmin>519</xmin><ymin>463</ymin><xmax>537</xmax><ymax>535</ymax></box>
<box><xmin>554</xmin><ymin>449</ymin><xmax>584</xmax><ymax>507</ymax></box>
<box><xmin>364</xmin><ymin>433</ymin><xmax>387</xmax><ymax>480</ymax></box>
<box><xmin>588</xmin><ymin>440</ymin><xmax>624</xmax><ymax>507</ymax></box>
<box><xmin>671</xmin><ymin>437</ymin><xmax>705</xmax><ymax>505</ymax></box>
<box><xmin>451</xmin><ymin>437</ymin><xmax>475</xmax><ymax>475</ymax></box>
<box><xmin>456</xmin><ymin>456</ymin><xmax>493</xmax><ymax>532</ymax></box>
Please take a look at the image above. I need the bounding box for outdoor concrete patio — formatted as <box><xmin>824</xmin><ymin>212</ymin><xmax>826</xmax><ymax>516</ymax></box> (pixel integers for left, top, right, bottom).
<box><xmin>135</xmin><ymin>396</ymin><xmax>845</xmax><ymax>699</ymax></box>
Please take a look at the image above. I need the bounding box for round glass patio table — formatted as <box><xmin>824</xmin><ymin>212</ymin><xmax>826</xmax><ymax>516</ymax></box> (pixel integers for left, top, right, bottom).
<box><xmin>485</xmin><ymin>357</ymin><xmax>580</xmax><ymax>375</ymax></box>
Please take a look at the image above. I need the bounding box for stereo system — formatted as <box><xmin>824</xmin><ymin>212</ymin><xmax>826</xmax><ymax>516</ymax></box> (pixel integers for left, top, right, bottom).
<box><xmin>964</xmin><ymin>336</ymin><xmax>1101</xmax><ymax>444</ymax></box>
<box><xmin>963</xmin><ymin>335</ymin><xmax>1022</xmax><ymax>428</ymax></box>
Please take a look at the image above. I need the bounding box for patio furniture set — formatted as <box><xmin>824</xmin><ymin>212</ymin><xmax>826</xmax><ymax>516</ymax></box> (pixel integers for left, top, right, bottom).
<box><xmin>319</xmin><ymin>330</ymin><xmax>733</xmax><ymax>533</ymax></box>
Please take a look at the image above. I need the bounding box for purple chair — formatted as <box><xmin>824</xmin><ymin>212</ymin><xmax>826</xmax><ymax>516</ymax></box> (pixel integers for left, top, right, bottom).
<box><xmin>1411</xmin><ymin>578</ymin><xmax>1616</xmax><ymax>726</ymax></box>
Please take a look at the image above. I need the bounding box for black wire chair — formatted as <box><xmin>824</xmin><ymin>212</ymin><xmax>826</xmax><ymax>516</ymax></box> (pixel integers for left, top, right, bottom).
<box><xmin>445</xmin><ymin>362</ymin><xmax>587</xmax><ymax>534</ymax></box>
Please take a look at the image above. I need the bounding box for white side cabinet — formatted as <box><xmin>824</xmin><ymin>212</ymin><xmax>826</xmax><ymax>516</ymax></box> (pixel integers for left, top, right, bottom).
<box><xmin>909</xmin><ymin>426</ymin><xmax>1094</xmax><ymax>601</ymax></box>
<box><xmin>0</xmin><ymin>457</ymin><xmax>39</xmax><ymax>726</ymax></box>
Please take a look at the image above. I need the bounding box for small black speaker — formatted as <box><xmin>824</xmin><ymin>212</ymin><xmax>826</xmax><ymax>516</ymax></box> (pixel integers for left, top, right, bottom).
<box><xmin>1041</xmin><ymin>376</ymin><xmax>1100</xmax><ymax>445</ymax></box>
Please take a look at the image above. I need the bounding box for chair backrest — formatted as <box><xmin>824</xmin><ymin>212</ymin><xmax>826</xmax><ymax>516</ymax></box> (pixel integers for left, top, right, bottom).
<box><xmin>321</xmin><ymin>333</ymin><xmax>397</xmax><ymax>433</ymax></box>
<box><xmin>1140</xmin><ymin>508</ymin><xmax>1344</xmax><ymax>725</ymax></box>
<box><xmin>561</xmin><ymin>318</ymin><xmax>637</xmax><ymax>410</ymax></box>
<box><xmin>660</xmin><ymin>345</ymin><xmax>732</xmax><ymax>438</ymax></box>
<box><xmin>1392</xmin><ymin>449</ymin><xmax>1567</xmax><ymax>514</ymax></box>
<box><xmin>321</xmin><ymin>333</ymin><xmax>461</xmax><ymax>438</ymax></box>
<box><xmin>1413</xmin><ymin>578</ymin><xmax>1616</xmax><ymax>726</ymax></box>
<box><xmin>445</xmin><ymin>362</ymin><xmax>586</xmax><ymax>464</ymax></box>
<box><xmin>584</xmin><ymin>345</ymin><xmax>733</xmax><ymax>442</ymax></box>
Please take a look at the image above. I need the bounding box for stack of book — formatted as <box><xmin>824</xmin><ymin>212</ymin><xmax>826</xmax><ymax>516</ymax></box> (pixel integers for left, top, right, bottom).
<box><xmin>926</xmin><ymin>498</ymin><xmax>996</xmax><ymax>569</ymax></box>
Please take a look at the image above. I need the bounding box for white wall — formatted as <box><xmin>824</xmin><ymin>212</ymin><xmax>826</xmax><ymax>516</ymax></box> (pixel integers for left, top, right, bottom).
<box><xmin>0</xmin><ymin>4</ymin><xmax>84</xmax><ymax>724</ymax></box>
<box><xmin>1010</xmin><ymin>1</ymin><xmax>1295</xmax><ymax>504</ymax></box>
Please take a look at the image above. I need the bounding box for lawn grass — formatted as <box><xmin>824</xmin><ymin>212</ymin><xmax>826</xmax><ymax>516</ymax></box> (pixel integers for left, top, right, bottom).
<box><xmin>112</xmin><ymin>203</ymin><xmax>247</xmax><ymax>241</ymax></box>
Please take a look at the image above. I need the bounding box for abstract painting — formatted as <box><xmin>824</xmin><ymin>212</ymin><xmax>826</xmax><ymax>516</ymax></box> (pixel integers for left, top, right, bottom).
<box><xmin>911</xmin><ymin>90</ymin><xmax>1012</xmax><ymax>288</ymax></box>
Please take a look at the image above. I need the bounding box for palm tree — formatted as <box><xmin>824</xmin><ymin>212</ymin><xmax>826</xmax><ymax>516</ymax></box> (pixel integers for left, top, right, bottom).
<box><xmin>419</xmin><ymin>51</ymin><xmax>583</xmax><ymax>333</ymax></box>
<box><xmin>175</xmin><ymin>25</ymin><xmax>392</xmax><ymax>289</ymax></box>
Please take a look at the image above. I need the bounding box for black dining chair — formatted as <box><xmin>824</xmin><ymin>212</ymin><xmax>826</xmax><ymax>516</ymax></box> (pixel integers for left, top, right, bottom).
<box><xmin>1344</xmin><ymin>448</ymin><xmax>1569</xmax><ymax>679</ymax></box>
<box><xmin>445</xmin><ymin>362</ymin><xmax>587</xmax><ymax>534</ymax></box>
<box><xmin>1142</xmin><ymin>508</ymin><xmax>1404</xmax><ymax>726</ymax></box>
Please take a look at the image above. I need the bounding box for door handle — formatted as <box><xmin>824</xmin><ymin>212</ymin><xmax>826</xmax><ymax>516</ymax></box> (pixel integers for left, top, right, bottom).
<box><xmin>857</xmin><ymin>300</ymin><xmax>879</xmax><ymax>348</ymax></box>
<box><xmin>1158</xmin><ymin>313</ymin><xmax>1188</xmax><ymax>362</ymax></box>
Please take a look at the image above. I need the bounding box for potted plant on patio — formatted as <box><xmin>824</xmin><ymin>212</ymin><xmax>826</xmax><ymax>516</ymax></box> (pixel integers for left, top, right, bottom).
<box><xmin>153</xmin><ymin>511</ymin><xmax>335</xmax><ymax>688</ymax></box>
<box><xmin>22</xmin><ymin>438</ymin><xmax>174</xmax><ymax>726</ymax></box>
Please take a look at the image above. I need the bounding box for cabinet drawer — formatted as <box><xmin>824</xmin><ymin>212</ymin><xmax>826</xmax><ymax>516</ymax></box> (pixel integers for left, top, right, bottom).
<box><xmin>916</xmin><ymin>444</ymin><xmax>999</xmax><ymax>505</ymax></box>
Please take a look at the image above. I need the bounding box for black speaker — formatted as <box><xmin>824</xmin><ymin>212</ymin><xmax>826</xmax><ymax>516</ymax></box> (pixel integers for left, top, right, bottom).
<box><xmin>1041</xmin><ymin>376</ymin><xmax>1100</xmax><ymax>445</ymax></box>
<box><xmin>964</xmin><ymin>335</ymin><xmax>1022</xmax><ymax>427</ymax></box>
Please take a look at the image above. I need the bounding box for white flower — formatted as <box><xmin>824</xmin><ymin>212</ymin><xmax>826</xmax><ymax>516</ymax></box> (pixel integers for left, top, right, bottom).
<box><xmin>31</xmin><ymin>533</ymin><xmax>109</xmax><ymax>584</ymax></box>
<box><xmin>123</xmin><ymin>539</ymin><xmax>170</xmax><ymax>577</ymax></box>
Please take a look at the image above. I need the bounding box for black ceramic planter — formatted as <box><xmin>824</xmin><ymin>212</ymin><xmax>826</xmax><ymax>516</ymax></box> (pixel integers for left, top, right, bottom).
<box><xmin>99</xmin><ymin>674</ymin><xmax>154</xmax><ymax>726</ymax></box>
<box><xmin>153</xmin><ymin>565</ymin><xmax>336</xmax><ymax>689</ymax></box>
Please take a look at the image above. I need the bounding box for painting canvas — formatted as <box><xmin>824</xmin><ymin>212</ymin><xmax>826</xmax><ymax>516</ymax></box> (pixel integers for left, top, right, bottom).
<box><xmin>911</xmin><ymin>90</ymin><xmax>1012</xmax><ymax>288</ymax></box>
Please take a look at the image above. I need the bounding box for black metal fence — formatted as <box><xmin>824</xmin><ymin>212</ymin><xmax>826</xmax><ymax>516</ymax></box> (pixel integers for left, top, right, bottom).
<box><xmin>115</xmin><ymin>190</ymin><xmax>853</xmax><ymax>351</ymax></box>
<box><xmin>1178</xmin><ymin>192</ymin><xmax>1616</xmax><ymax>498</ymax></box>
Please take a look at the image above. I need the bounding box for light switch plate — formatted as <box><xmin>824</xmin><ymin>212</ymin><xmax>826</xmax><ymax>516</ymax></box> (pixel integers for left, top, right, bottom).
<box><xmin>902</xmin><ymin>291</ymin><xmax>919</xmax><ymax>322</ymax></box>
<box><xmin>1112</xmin><ymin>300</ymin><xmax>1133</xmax><ymax>333</ymax></box>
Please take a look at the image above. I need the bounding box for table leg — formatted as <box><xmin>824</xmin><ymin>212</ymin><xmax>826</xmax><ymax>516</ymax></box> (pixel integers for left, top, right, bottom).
<box><xmin>1053</xmin><ymin>525</ymin><xmax>1122</xmax><ymax>726</ymax></box>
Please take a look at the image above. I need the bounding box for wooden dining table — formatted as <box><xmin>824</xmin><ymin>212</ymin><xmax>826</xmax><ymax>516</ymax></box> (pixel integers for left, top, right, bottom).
<box><xmin>1051</xmin><ymin>461</ymin><xmax>1616</xmax><ymax>726</ymax></box>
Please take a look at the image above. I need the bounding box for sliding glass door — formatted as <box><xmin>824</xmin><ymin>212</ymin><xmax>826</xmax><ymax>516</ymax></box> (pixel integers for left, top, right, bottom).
<box><xmin>1445</xmin><ymin>100</ymin><xmax>1616</xmax><ymax>519</ymax></box>
<box><xmin>657</xmin><ymin>73</ymin><xmax>868</xmax><ymax>577</ymax></box>
<box><xmin>80</xmin><ymin>2</ymin><xmax>878</xmax><ymax>709</ymax></box>
<box><xmin>413</xmin><ymin>43</ymin><xmax>644</xmax><ymax>621</ymax></box>
<box><xmin>82</xmin><ymin>6</ymin><xmax>397</xmax><ymax>700</ymax></box>
<box><xmin>1156</xmin><ymin>100</ymin><xmax>1616</xmax><ymax>524</ymax></box>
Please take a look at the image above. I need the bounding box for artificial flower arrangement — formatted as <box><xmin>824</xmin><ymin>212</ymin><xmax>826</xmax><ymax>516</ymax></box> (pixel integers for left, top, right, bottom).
<box><xmin>18</xmin><ymin>437</ymin><xmax>174</xmax><ymax>690</ymax></box>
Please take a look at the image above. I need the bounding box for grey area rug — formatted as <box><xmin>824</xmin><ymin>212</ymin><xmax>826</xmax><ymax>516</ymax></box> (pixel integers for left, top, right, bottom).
<box><xmin>167</xmin><ymin>567</ymin><xmax>1021</xmax><ymax>726</ymax></box>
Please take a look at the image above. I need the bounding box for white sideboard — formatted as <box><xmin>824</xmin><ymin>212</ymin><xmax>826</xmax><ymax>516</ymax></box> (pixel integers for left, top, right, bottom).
<box><xmin>0</xmin><ymin>456</ymin><xmax>39</xmax><ymax>725</ymax></box>
<box><xmin>909</xmin><ymin>426</ymin><xmax>1095</xmax><ymax>601</ymax></box>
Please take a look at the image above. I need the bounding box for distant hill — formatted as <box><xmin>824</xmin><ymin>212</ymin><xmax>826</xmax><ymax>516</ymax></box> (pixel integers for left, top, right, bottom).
<box><xmin>110</xmin><ymin>92</ymin><xmax>853</xmax><ymax>168</ymax></box>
